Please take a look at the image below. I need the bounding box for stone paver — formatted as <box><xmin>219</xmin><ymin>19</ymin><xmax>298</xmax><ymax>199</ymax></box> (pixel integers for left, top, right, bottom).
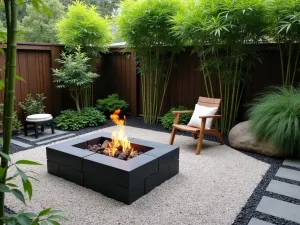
<box><xmin>283</xmin><ymin>159</ymin><xmax>300</xmax><ymax>169</ymax></box>
<box><xmin>256</xmin><ymin>196</ymin><xmax>300</xmax><ymax>223</ymax></box>
<box><xmin>17</xmin><ymin>129</ymin><xmax>67</xmax><ymax>142</ymax></box>
<box><xmin>248</xmin><ymin>218</ymin><xmax>274</xmax><ymax>225</ymax></box>
<box><xmin>276</xmin><ymin>168</ymin><xmax>300</xmax><ymax>182</ymax></box>
<box><xmin>36</xmin><ymin>133</ymin><xmax>76</xmax><ymax>145</ymax></box>
<box><xmin>11</xmin><ymin>139</ymin><xmax>32</xmax><ymax>148</ymax></box>
<box><xmin>267</xmin><ymin>180</ymin><xmax>300</xmax><ymax>200</ymax></box>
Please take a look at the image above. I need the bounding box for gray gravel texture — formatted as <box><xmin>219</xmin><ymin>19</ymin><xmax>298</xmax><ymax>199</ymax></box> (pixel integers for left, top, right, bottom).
<box><xmin>5</xmin><ymin>126</ymin><xmax>269</xmax><ymax>225</ymax></box>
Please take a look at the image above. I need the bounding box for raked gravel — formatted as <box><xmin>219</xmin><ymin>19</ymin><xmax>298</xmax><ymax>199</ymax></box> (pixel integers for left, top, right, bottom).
<box><xmin>6</xmin><ymin>126</ymin><xmax>269</xmax><ymax>225</ymax></box>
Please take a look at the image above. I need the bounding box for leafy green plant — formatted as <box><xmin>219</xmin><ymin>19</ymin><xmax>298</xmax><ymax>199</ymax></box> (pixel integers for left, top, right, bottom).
<box><xmin>20</xmin><ymin>0</ymin><xmax>65</xmax><ymax>43</ymax></box>
<box><xmin>52</xmin><ymin>47</ymin><xmax>99</xmax><ymax>112</ymax></box>
<box><xmin>0</xmin><ymin>104</ymin><xmax>21</xmax><ymax>132</ymax></box>
<box><xmin>55</xmin><ymin>108</ymin><xmax>106</xmax><ymax>130</ymax></box>
<box><xmin>161</xmin><ymin>106</ymin><xmax>192</xmax><ymax>130</ymax></box>
<box><xmin>266</xmin><ymin>0</ymin><xmax>300</xmax><ymax>86</ymax></box>
<box><xmin>96</xmin><ymin>94</ymin><xmax>128</xmax><ymax>115</ymax></box>
<box><xmin>172</xmin><ymin>0</ymin><xmax>268</xmax><ymax>134</ymax></box>
<box><xmin>0</xmin><ymin>152</ymin><xmax>66</xmax><ymax>225</ymax></box>
<box><xmin>56</xmin><ymin>0</ymin><xmax>112</xmax><ymax>57</ymax></box>
<box><xmin>248</xmin><ymin>86</ymin><xmax>300</xmax><ymax>156</ymax></box>
<box><xmin>116</xmin><ymin>0</ymin><xmax>184</xmax><ymax>123</ymax></box>
<box><xmin>18</xmin><ymin>93</ymin><xmax>46</xmax><ymax>116</ymax></box>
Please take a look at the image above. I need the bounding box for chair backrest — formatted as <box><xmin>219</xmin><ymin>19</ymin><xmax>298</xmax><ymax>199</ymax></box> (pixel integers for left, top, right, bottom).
<box><xmin>197</xmin><ymin>96</ymin><xmax>221</xmax><ymax>129</ymax></box>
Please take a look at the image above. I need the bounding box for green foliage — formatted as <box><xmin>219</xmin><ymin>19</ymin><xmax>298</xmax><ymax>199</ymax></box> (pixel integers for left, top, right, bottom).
<box><xmin>161</xmin><ymin>106</ymin><xmax>192</xmax><ymax>130</ymax></box>
<box><xmin>248</xmin><ymin>87</ymin><xmax>300</xmax><ymax>156</ymax></box>
<box><xmin>0</xmin><ymin>154</ymin><xmax>66</xmax><ymax>225</ymax></box>
<box><xmin>56</xmin><ymin>0</ymin><xmax>112</xmax><ymax>56</ymax></box>
<box><xmin>116</xmin><ymin>0</ymin><xmax>184</xmax><ymax>123</ymax></box>
<box><xmin>52</xmin><ymin>47</ymin><xmax>99</xmax><ymax>112</ymax></box>
<box><xmin>266</xmin><ymin>0</ymin><xmax>300</xmax><ymax>86</ymax></box>
<box><xmin>20</xmin><ymin>0</ymin><xmax>65</xmax><ymax>43</ymax></box>
<box><xmin>172</xmin><ymin>0</ymin><xmax>268</xmax><ymax>134</ymax></box>
<box><xmin>0</xmin><ymin>104</ymin><xmax>21</xmax><ymax>132</ymax></box>
<box><xmin>18</xmin><ymin>93</ymin><xmax>46</xmax><ymax>116</ymax></box>
<box><xmin>96</xmin><ymin>93</ymin><xmax>128</xmax><ymax>115</ymax></box>
<box><xmin>55</xmin><ymin>108</ymin><xmax>106</xmax><ymax>130</ymax></box>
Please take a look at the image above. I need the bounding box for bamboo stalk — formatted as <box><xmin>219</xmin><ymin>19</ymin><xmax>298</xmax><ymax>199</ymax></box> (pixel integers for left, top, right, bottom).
<box><xmin>278</xmin><ymin>42</ymin><xmax>285</xmax><ymax>85</ymax></box>
<box><xmin>285</xmin><ymin>43</ymin><xmax>293</xmax><ymax>85</ymax></box>
<box><xmin>0</xmin><ymin>0</ymin><xmax>17</xmax><ymax>222</ymax></box>
<box><xmin>291</xmin><ymin>47</ymin><xmax>300</xmax><ymax>85</ymax></box>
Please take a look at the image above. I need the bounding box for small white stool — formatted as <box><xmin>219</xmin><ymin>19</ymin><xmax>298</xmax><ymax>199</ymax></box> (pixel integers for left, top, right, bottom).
<box><xmin>24</xmin><ymin>114</ymin><xmax>54</xmax><ymax>139</ymax></box>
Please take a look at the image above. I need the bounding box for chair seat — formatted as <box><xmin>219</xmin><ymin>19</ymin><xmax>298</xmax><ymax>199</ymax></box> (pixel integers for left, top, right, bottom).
<box><xmin>172</xmin><ymin>124</ymin><xmax>201</xmax><ymax>133</ymax></box>
<box><xmin>26</xmin><ymin>114</ymin><xmax>53</xmax><ymax>122</ymax></box>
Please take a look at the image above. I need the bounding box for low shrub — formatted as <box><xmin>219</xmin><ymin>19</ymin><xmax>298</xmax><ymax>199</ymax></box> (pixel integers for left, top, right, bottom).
<box><xmin>18</xmin><ymin>93</ymin><xmax>46</xmax><ymax>116</ymax></box>
<box><xmin>161</xmin><ymin>106</ymin><xmax>192</xmax><ymax>130</ymax></box>
<box><xmin>248</xmin><ymin>86</ymin><xmax>300</xmax><ymax>156</ymax></box>
<box><xmin>0</xmin><ymin>104</ymin><xmax>21</xmax><ymax>131</ymax></box>
<box><xmin>55</xmin><ymin>108</ymin><xmax>106</xmax><ymax>131</ymax></box>
<box><xmin>96</xmin><ymin>94</ymin><xmax>129</xmax><ymax>115</ymax></box>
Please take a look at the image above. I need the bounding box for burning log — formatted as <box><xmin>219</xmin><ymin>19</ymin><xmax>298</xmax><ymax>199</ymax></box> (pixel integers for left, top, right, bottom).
<box><xmin>87</xmin><ymin>141</ymin><xmax>143</xmax><ymax>161</ymax></box>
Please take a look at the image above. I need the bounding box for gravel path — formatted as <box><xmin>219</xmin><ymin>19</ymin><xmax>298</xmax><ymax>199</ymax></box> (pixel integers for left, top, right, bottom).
<box><xmin>5</xmin><ymin>126</ymin><xmax>269</xmax><ymax>225</ymax></box>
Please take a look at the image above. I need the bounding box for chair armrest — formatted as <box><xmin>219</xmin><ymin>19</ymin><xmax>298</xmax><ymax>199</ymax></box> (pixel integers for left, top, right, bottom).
<box><xmin>172</xmin><ymin>110</ymin><xmax>193</xmax><ymax>115</ymax></box>
<box><xmin>199</xmin><ymin>115</ymin><xmax>222</xmax><ymax>119</ymax></box>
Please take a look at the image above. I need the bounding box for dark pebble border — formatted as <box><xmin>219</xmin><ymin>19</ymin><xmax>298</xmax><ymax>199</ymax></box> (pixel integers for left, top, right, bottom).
<box><xmin>4</xmin><ymin>116</ymin><xmax>298</xmax><ymax>225</ymax></box>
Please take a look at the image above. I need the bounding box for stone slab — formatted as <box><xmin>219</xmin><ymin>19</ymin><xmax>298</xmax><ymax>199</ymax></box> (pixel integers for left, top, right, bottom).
<box><xmin>10</xmin><ymin>139</ymin><xmax>32</xmax><ymax>148</ymax></box>
<box><xmin>276</xmin><ymin>168</ymin><xmax>300</xmax><ymax>182</ymax></box>
<box><xmin>283</xmin><ymin>159</ymin><xmax>300</xmax><ymax>169</ymax></box>
<box><xmin>267</xmin><ymin>180</ymin><xmax>300</xmax><ymax>200</ymax></box>
<box><xmin>18</xmin><ymin>129</ymin><xmax>67</xmax><ymax>142</ymax></box>
<box><xmin>248</xmin><ymin>218</ymin><xmax>274</xmax><ymax>225</ymax></box>
<box><xmin>256</xmin><ymin>196</ymin><xmax>300</xmax><ymax>223</ymax></box>
<box><xmin>36</xmin><ymin>133</ymin><xmax>76</xmax><ymax>145</ymax></box>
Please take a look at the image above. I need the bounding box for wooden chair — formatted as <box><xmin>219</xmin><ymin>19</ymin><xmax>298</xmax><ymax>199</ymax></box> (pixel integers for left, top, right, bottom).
<box><xmin>169</xmin><ymin>97</ymin><xmax>224</xmax><ymax>155</ymax></box>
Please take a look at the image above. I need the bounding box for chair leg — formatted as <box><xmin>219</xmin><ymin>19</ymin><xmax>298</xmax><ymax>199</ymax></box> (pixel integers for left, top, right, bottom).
<box><xmin>169</xmin><ymin>127</ymin><xmax>177</xmax><ymax>145</ymax></box>
<box><xmin>35</xmin><ymin>124</ymin><xmax>39</xmax><ymax>139</ymax></box>
<box><xmin>215</xmin><ymin>130</ymin><xmax>225</xmax><ymax>145</ymax></box>
<box><xmin>51</xmin><ymin>121</ymin><xmax>55</xmax><ymax>134</ymax></box>
<box><xmin>195</xmin><ymin>132</ymin><xmax>204</xmax><ymax>155</ymax></box>
<box><xmin>24</xmin><ymin>121</ymin><xmax>28</xmax><ymax>136</ymax></box>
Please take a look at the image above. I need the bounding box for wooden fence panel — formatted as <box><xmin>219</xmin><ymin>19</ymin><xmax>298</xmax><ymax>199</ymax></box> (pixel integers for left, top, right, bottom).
<box><xmin>0</xmin><ymin>43</ymin><xmax>62</xmax><ymax>118</ymax></box>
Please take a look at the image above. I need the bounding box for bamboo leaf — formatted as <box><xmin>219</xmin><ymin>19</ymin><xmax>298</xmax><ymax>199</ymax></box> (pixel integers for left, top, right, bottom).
<box><xmin>47</xmin><ymin>215</ymin><xmax>66</xmax><ymax>220</ymax></box>
<box><xmin>0</xmin><ymin>151</ymin><xmax>11</xmax><ymax>162</ymax></box>
<box><xmin>0</xmin><ymin>183</ymin><xmax>11</xmax><ymax>192</ymax></box>
<box><xmin>17</xmin><ymin>167</ymin><xmax>28</xmax><ymax>181</ymax></box>
<box><xmin>38</xmin><ymin>208</ymin><xmax>51</xmax><ymax>217</ymax></box>
<box><xmin>16</xmin><ymin>160</ymin><xmax>41</xmax><ymax>166</ymax></box>
<box><xmin>31</xmin><ymin>218</ymin><xmax>39</xmax><ymax>225</ymax></box>
<box><xmin>16</xmin><ymin>75</ymin><xmax>26</xmax><ymax>82</ymax></box>
<box><xmin>0</xmin><ymin>167</ymin><xmax>6</xmax><ymax>179</ymax></box>
<box><xmin>48</xmin><ymin>220</ymin><xmax>60</xmax><ymax>225</ymax></box>
<box><xmin>6</xmin><ymin>183</ymin><xmax>17</xmax><ymax>188</ymax></box>
<box><xmin>17</xmin><ymin>215</ymin><xmax>32</xmax><ymax>225</ymax></box>
<box><xmin>11</xmin><ymin>189</ymin><xmax>26</xmax><ymax>204</ymax></box>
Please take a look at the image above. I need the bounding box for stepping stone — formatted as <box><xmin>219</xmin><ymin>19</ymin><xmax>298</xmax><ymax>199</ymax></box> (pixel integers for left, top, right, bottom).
<box><xmin>35</xmin><ymin>133</ymin><xmax>76</xmax><ymax>145</ymax></box>
<box><xmin>276</xmin><ymin>168</ymin><xmax>300</xmax><ymax>182</ymax></box>
<box><xmin>248</xmin><ymin>218</ymin><xmax>274</xmax><ymax>225</ymax></box>
<box><xmin>17</xmin><ymin>129</ymin><xmax>67</xmax><ymax>142</ymax></box>
<box><xmin>256</xmin><ymin>196</ymin><xmax>300</xmax><ymax>223</ymax></box>
<box><xmin>267</xmin><ymin>180</ymin><xmax>300</xmax><ymax>200</ymax></box>
<box><xmin>283</xmin><ymin>159</ymin><xmax>300</xmax><ymax>169</ymax></box>
<box><xmin>10</xmin><ymin>139</ymin><xmax>32</xmax><ymax>148</ymax></box>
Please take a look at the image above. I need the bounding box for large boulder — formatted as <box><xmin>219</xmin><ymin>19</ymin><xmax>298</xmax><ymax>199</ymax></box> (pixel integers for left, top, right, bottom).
<box><xmin>228</xmin><ymin>121</ymin><xmax>290</xmax><ymax>158</ymax></box>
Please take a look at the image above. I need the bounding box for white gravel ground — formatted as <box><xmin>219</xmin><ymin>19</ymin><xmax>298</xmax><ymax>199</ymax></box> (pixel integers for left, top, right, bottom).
<box><xmin>5</xmin><ymin>126</ymin><xmax>270</xmax><ymax>225</ymax></box>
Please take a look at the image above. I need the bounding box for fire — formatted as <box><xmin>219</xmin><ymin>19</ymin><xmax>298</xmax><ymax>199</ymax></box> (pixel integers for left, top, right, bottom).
<box><xmin>110</xmin><ymin>109</ymin><xmax>132</xmax><ymax>155</ymax></box>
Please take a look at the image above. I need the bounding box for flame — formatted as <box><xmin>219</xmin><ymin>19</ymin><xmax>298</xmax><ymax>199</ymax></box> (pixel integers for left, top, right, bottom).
<box><xmin>110</xmin><ymin>109</ymin><xmax>131</xmax><ymax>155</ymax></box>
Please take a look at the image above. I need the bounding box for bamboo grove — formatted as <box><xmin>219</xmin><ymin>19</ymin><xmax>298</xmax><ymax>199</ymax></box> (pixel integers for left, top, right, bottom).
<box><xmin>118</xmin><ymin>0</ymin><xmax>300</xmax><ymax>132</ymax></box>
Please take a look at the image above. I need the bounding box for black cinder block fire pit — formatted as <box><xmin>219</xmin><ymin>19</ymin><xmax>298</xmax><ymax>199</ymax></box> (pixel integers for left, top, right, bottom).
<box><xmin>46</xmin><ymin>132</ymin><xmax>179</xmax><ymax>204</ymax></box>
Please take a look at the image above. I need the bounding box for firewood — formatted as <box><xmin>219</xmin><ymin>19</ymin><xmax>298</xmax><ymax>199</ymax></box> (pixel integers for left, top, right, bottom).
<box><xmin>118</xmin><ymin>149</ymin><xmax>131</xmax><ymax>160</ymax></box>
<box><xmin>102</xmin><ymin>140</ymin><xmax>110</xmax><ymax>148</ymax></box>
<box><xmin>114</xmin><ymin>150</ymin><xmax>122</xmax><ymax>158</ymax></box>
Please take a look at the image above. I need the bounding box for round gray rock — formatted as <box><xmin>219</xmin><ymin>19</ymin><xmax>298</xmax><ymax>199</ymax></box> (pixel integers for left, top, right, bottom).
<box><xmin>228</xmin><ymin>121</ymin><xmax>289</xmax><ymax>158</ymax></box>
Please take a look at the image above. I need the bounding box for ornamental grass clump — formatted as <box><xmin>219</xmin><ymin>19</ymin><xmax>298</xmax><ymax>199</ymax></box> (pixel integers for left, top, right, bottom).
<box><xmin>248</xmin><ymin>87</ymin><xmax>300</xmax><ymax>156</ymax></box>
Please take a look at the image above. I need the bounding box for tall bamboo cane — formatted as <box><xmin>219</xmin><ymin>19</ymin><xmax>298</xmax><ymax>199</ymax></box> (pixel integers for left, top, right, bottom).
<box><xmin>0</xmin><ymin>0</ymin><xmax>17</xmax><ymax>221</ymax></box>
